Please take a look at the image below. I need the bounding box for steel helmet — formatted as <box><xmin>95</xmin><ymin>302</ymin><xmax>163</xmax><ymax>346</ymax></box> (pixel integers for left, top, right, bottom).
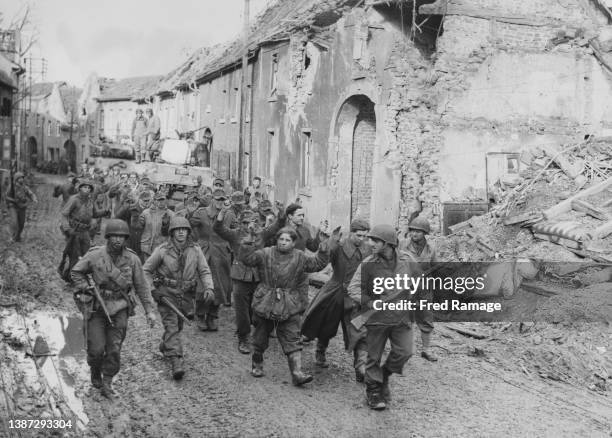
<box><xmin>104</xmin><ymin>219</ymin><xmax>130</xmax><ymax>238</ymax></box>
<box><xmin>168</xmin><ymin>216</ymin><xmax>192</xmax><ymax>234</ymax></box>
<box><xmin>78</xmin><ymin>179</ymin><xmax>95</xmax><ymax>190</ymax></box>
<box><xmin>13</xmin><ymin>171</ymin><xmax>24</xmax><ymax>181</ymax></box>
<box><xmin>408</xmin><ymin>217</ymin><xmax>431</xmax><ymax>234</ymax></box>
<box><xmin>367</xmin><ymin>224</ymin><xmax>398</xmax><ymax>247</ymax></box>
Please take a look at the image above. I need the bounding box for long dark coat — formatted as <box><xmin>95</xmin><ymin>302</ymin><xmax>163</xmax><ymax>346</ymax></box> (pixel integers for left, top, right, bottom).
<box><xmin>301</xmin><ymin>238</ymin><xmax>371</xmax><ymax>349</ymax></box>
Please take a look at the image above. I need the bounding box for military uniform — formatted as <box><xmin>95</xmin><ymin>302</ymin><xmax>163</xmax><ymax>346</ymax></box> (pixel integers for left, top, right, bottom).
<box><xmin>61</xmin><ymin>186</ymin><xmax>108</xmax><ymax>278</ymax></box>
<box><xmin>189</xmin><ymin>204</ymin><xmax>232</xmax><ymax>322</ymax></box>
<box><xmin>143</xmin><ymin>240</ymin><xmax>214</xmax><ymax>359</ymax></box>
<box><xmin>71</xmin><ymin>244</ymin><xmax>155</xmax><ymax>388</ymax></box>
<box><xmin>5</xmin><ymin>173</ymin><xmax>37</xmax><ymax>242</ymax></box>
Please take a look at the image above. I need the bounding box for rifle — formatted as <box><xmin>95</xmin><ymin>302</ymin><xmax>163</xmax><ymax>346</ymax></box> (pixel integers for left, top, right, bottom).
<box><xmin>159</xmin><ymin>296</ymin><xmax>191</xmax><ymax>325</ymax></box>
<box><xmin>86</xmin><ymin>276</ymin><xmax>114</xmax><ymax>326</ymax></box>
<box><xmin>350</xmin><ymin>262</ymin><xmax>452</xmax><ymax>330</ymax></box>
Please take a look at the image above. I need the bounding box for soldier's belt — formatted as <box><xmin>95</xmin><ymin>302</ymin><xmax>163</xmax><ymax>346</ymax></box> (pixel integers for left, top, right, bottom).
<box><xmin>69</xmin><ymin>219</ymin><xmax>91</xmax><ymax>231</ymax></box>
<box><xmin>100</xmin><ymin>288</ymin><xmax>124</xmax><ymax>301</ymax></box>
<box><xmin>158</xmin><ymin>278</ymin><xmax>196</xmax><ymax>290</ymax></box>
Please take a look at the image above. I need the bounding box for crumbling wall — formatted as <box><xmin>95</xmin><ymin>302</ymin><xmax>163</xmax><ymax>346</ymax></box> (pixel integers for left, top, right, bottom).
<box><xmin>414</xmin><ymin>0</ymin><xmax>612</xmax><ymax>232</ymax></box>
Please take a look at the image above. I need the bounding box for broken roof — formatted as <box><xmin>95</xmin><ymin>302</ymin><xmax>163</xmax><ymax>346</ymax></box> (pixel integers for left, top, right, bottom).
<box><xmin>158</xmin><ymin>0</ymin><xmax>359</xmax><ymax>90</ymax></box>
<box><xmin>97</xmin><ymin>75</ymin><xmax>162</xmax><ymax>102</ymax></box>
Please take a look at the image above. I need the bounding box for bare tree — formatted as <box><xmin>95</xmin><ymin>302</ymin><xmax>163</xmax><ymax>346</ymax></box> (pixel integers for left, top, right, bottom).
<box><xmin>1</xmin><ymin>2</ymin><xmax>39</xmax><ymax>58</ymax></box>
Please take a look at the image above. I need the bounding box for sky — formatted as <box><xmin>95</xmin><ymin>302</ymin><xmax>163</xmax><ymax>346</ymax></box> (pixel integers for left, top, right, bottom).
<box><xmin>0</xmin><ymin>0</ymin><xmax>271</xmax><ymax>87</ymax></box>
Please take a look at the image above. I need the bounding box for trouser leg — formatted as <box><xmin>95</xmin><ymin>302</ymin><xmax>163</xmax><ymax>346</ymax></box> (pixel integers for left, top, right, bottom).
<box><xmin>251</xmin><ymin>314</ymin><xmax>273</xmax><ymax>355</ymax></box>
<box><xmin>233</xmin><ymin>280</ymin><xmax>256</xmax><ymax>341</ymax></box>
<box><xmin>276</xmin><ymin>315</ymin><xmax>302</xmax><ymax>355</ymax></box>
<box><xmin>101</xmin><ymin>309</ymin><xmax>128</xmax><ymax>377</ymax></box>
<box><xmin>383</xmin><ymin>324</ymin><xmax>413</xmax><ymax>375</ymax></box>
<box><xmin>158</xmin><ymin>302</ymin><xmax>183</xmax><ymax>357</ymax></box>
<box><xmin>353</xmin><ymin>337</ymin><xmax>368</xmax><ymax>374</ymax></box>
<box><xmin>86</xmin><ymin>310</ymin><xmax>106</xmax><ymax>370</ymax></box>
<box><xmin>16</xmin><ymin>208</ymin><xmax>26</xmax><ymax>239</ymax></box>
<box><xmin>364</xmin><ymin>326</ymin><xmax>390</xmax><ymax>385</ymax></box>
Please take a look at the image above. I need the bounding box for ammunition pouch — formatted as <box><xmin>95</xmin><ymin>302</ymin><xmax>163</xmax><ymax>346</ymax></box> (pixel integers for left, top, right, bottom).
<box><xmin>153</xmin><ymin>277</ymin><xmax>196</xmax><ymax>293</ymax></box>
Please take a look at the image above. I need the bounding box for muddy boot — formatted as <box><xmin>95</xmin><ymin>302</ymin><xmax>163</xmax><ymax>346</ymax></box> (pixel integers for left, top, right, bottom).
<box><xmin>171</xmin><ymin>357</ymin><xmax>185</xmax><ymax>380</ymax></box>
<box><xmin>251</xmin><ymin>352</ymin><xmax>264</xmax><ymax>378</ymax></box>
<box><xmin>238</xmin><ymin>338</ymin><xmax>250</xmax><ymax>355</ymax></box>
<box><xmin>381</xmin><ymin>366</ymin><xmax>392</xmax><ymax>402</ymax></box>
<box><xmin>287</xmin><ymin>351</ymin><xmax>313</xmax><ymax>386</ymax></box>
<box><xmin>206</xmin><ymin>314</ymin><xmax>218</xmax><ymax>332</ymax></box>
<box><xmin>100</xmin><ymin>375</ymin><xmax>115</xmax><ymax>400</ymax></box>
<box><xmin>366</xmin><ymin>382</ymin><xmax>386</xmax><ymax>410</ymax></box>
<box><xmin>421</xmin><ymin>331</ymin><xmax>438</xmax><ymax>362</ymax></box>
<box><xmin>90</xmin><ymin>367</ymin><xmax>102</xmax><ymax>389</ymax></box>
<box><xmin>315</xmin><ymin>341</ymin><xmax>328</xmax><ymax>368</ymax></box>
<box><xmin>197</xmin><ymin>316</ymin><xmax>209</xmax><ymax>331</ymax></box>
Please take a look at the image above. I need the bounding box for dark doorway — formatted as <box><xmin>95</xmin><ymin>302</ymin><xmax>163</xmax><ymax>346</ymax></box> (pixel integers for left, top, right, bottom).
<box><xmin>27</xmin><ymin>137</ymin><xmax>38</xmax><ymax>169</ymax></box>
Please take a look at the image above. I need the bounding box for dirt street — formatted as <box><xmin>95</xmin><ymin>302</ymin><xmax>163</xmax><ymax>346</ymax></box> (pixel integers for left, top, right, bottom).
<box><xmin>0</xmin><ymin>175</ymin><xmax>611</xmax><ymax>437</ymax></box>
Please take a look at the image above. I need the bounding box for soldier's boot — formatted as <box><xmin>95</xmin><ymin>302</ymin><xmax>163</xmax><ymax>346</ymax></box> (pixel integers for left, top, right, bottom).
<box><xmin>238</xmin><ymin>338</ymin><xmax>251</xmax><ymax>355</ymax></box>
<box><xmin>381</xmin><ymin>366</ymin><xmax>392</xmax><ymax>402</ymax></box>
<box><xmin>171</xmin><ymin>356</ymin><xmax>185</xmax><ymax>380</ymax></box>
<box><xmin>251</xmin><ymin>352</ymin><xmax>264</xmax><ymax>378</ymax></box>
<box><xmin>287</xmin><ymin>351</ymin><xmax>313</xmax><ymax>386</ymax></box>
<box><xmin>314</xmin><ymin>341</ymin><xmax>328</xmax><ymax>368</ymax></box>
<box><xmin>366</xmin><ymin>382</ymin><xmax>387</xmax><ymax>411</ymax></box>
<box><xmin>100</xmin><ymin>375</ymin><xmax>115</xmax><ymax>400</ymax></box>
<box><xmin>421</xmin><ymin>331</ymin><xmax>438</xmax><ymax>362</ymax></box>
<box><xmin>196</xmin><ymin>316</ymin><xmax>209</xmax><ymax>332</ymax></box>
<box><xmin>90</xmin><ymin>367</ymin><xmax>102</xmax><ymax>389</ymax></box>
<box><xmin>205</xmin><ymin>314</ymin><xmax>218</xmax><ymax>332</ymax></box>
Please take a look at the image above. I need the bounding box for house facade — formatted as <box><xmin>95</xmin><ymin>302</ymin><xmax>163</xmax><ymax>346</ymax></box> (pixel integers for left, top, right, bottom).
<box><xmin>77</xmin><ymin>0</ymin><xmax>612</xmax><ymax>232</ymax></box>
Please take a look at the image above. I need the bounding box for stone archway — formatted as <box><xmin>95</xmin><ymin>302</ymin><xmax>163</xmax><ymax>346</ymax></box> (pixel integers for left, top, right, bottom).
<box><xmin>63</xmin><ymin>140</ymin><xmax>77</xmax><ymax>173</ymax></box>
<box><xmin>330</xmin><ymin>94</ymin><xmax>376</xmax><ymax>226</ymax></box>
<box><xmin>27</xmin><ymin>137</ymin><xmax>37</xmax><ymax>168</ymax></box>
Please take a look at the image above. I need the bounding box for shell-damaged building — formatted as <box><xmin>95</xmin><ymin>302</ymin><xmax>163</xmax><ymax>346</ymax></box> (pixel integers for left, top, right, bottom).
<box><xmin>86</xmin><ymin>0</ymin><xmax>612</xmax><ymax>232</ymax></box>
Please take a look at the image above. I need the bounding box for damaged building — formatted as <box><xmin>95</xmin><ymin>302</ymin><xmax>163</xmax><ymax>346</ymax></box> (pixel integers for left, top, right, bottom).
<box><xmin>81</xmin><ymin>0</ymin><xmax>612</xmax><ymax>232</ymax></box>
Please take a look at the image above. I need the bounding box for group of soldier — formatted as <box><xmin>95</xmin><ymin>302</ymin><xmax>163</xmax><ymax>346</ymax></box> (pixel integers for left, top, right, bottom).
<box><xmin>5</xmin><ymin>163</ymin><xmax>439</xmax><ymax>411</ymax></box>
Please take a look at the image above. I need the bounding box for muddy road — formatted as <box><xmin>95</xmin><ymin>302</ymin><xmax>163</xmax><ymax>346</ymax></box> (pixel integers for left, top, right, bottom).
<box><xmin>0</xmin><ymin>174</ymin><xmax>610</xmax><ymax>437</ymax></box>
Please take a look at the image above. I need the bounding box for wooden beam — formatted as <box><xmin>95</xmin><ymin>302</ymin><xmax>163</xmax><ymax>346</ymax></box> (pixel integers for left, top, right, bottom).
<box><xmin>593</xmin><ymin>219</ymin><xmax>612</xmax><ymax>239</ymax></box>
<box><xmin>571</xmin><ymin>199</ymin><xmax>609</xmax><ymax>221</ymax></box>
<box><xmin>543</xmin><ymin>177</ymin><xmax>612</xmax><ymax>219</ymax></box>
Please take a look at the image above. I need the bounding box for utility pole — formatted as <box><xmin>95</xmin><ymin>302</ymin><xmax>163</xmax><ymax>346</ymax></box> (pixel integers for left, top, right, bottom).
<box><xmin>237</xmin><ymin>0</ymin><xmax>250</xmax><ymax>189</ymax></box>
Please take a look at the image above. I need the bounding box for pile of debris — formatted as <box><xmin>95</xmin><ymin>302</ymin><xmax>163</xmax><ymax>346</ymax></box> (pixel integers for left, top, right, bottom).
<box><xmin>440</xmin><ymin>139</ymin><xmax>612</xmax><ymax>263</ymax></box>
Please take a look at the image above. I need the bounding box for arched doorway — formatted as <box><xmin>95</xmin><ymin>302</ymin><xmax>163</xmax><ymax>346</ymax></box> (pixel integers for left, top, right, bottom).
<box><xmin>64</xmin><ymin>140</ymin><xmax>77</xmax><ymax>173</ymax></box>
<box><xmin>332</xmin><ymin>95</ymin><xmax>376</xmax><ymax>223</ymax></box>
<box><xmin>27</xmin><ymin>137</ymin><xmax>37</xmax><ymax>168</ymax></box>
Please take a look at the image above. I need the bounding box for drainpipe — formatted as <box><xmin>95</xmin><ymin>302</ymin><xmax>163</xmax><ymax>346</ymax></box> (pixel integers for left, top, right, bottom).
<box><xmin>237</xmin><ymin>0</ymin><xmax>250</xmax><ymax>189</ymax></box>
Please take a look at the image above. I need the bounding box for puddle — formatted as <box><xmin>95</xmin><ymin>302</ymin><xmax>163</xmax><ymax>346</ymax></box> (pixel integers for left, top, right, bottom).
<box><xmin>0</xmin><ymin>309</ymin><xmax>89</xmax><ymax>428</ymax></box>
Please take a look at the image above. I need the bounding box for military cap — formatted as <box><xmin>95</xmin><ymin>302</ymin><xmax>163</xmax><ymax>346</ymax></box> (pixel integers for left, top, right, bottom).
<box><xmin>350</xmin><ymin>218</ymin><xmax>370</xmax><ymax>232</ymax></box>
<box><xmin>118</xmin><ymin>161</ymin><xmax>127</xmax><ymax>169</ymax></box>
<box><xmin>213</xmin><ymin>177</ymin><xmax>224</xmax><ymax>186</ymax></box>
<box><xmin>240</xmin><ymin>209</ymin><xmax>255</xmax><ymax>221</ymax></box>
<box><xmin>154</xmin><ymin>191</ymin><xmax>166</xmax><ymax>200</ymax></box>
<box><xmin>139</xmin><ymin>190</ymin><xmax>152</xmax><ymax>200</ymax></box>
<box><xmin>230</xmin><ymin>191</ymin><xmax>245</xmax><ymax>204</ymax></box>
<box><xmin>67</xmin><ymin>171</ymin><xmax>76</xmax><ymax>178</ymax></box>
<box><xmin>212</xmin><ymin>189</ymin><xmax>227</xmax><ymax>200</ymax></box>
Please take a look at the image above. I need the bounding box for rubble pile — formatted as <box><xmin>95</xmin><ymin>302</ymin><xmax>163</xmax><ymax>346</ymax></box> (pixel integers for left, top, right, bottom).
<box><xmin>438</xmin><ymin>139</ymin><xmax>612</xmax><ymax>262</ymax></box>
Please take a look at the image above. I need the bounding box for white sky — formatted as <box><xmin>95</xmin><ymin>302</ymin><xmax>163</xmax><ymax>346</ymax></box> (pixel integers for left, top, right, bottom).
<box><xmin>0</xmin><ymin>0</ymin><xmax>271</xmax><ymax>87</ymax></box>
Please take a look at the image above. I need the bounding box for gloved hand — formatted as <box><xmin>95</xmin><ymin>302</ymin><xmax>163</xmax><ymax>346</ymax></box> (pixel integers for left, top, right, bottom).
<box><xmin>145</xmin><ymin>311</ymin><xmax>157</xmax><ymax>328</ymax></box>
<box><xmin>196</xmin><ymin>289</ymin><xmax>215</xmax><ymax>305</ymax></box>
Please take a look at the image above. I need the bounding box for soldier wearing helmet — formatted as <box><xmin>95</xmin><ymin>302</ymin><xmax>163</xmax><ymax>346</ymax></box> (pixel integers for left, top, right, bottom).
<box><xmin>143</xmin><ymin>216</ymin><xmax>215</xmax><ymax>380</ymax></box>
<box><xmin>400</xmin><ymin>216</ymin><xmax>438</xmax><ymax>362</ymax></box>
<box><xmin>60</xmin><ymin>179</ymin><xmax>110</xmax><ymax>281</ymax></box>
<box><xmin>135</xmin><ymin>191</ymin><xmax>175</xmax><ymax>262</ymax></box>
<box><xmin>71</xmin><ymin>219</ymin><xmax>157</xmax><ymax>399</ymax></box>
<box><xmin>347</xmin><ymin>223</ymin><xmax>423</xmax><ymax>411</ymax></box>
<box><xmin>5</xmin><ymin>170</ymin><xmax>37</xmax><ymax>242</ymax></box>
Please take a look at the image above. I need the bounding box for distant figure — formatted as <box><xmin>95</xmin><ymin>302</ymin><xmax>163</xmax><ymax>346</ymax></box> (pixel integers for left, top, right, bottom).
<box><xmin>145</xmin><ymin>109</ymin><xmax>161</xmax><ymax>162</ymax></box>
<box><xmin>131</xmin><ymin>108</ymin><xmax>148</xmax><ymax>163</ymax></box>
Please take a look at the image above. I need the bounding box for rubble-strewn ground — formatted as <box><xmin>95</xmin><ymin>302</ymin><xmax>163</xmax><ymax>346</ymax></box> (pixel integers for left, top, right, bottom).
<box><xmin>0</xmin><ymin>174</ymin><xmax>611</xmax><ymax>437</ymax></box>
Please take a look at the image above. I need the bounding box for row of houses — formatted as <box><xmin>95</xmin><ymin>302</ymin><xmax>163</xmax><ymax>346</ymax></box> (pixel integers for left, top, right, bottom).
<box><xmin>22</xmin><ymin>0</ymin><xmax>612</xmax><ymax>231</ymax></box>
